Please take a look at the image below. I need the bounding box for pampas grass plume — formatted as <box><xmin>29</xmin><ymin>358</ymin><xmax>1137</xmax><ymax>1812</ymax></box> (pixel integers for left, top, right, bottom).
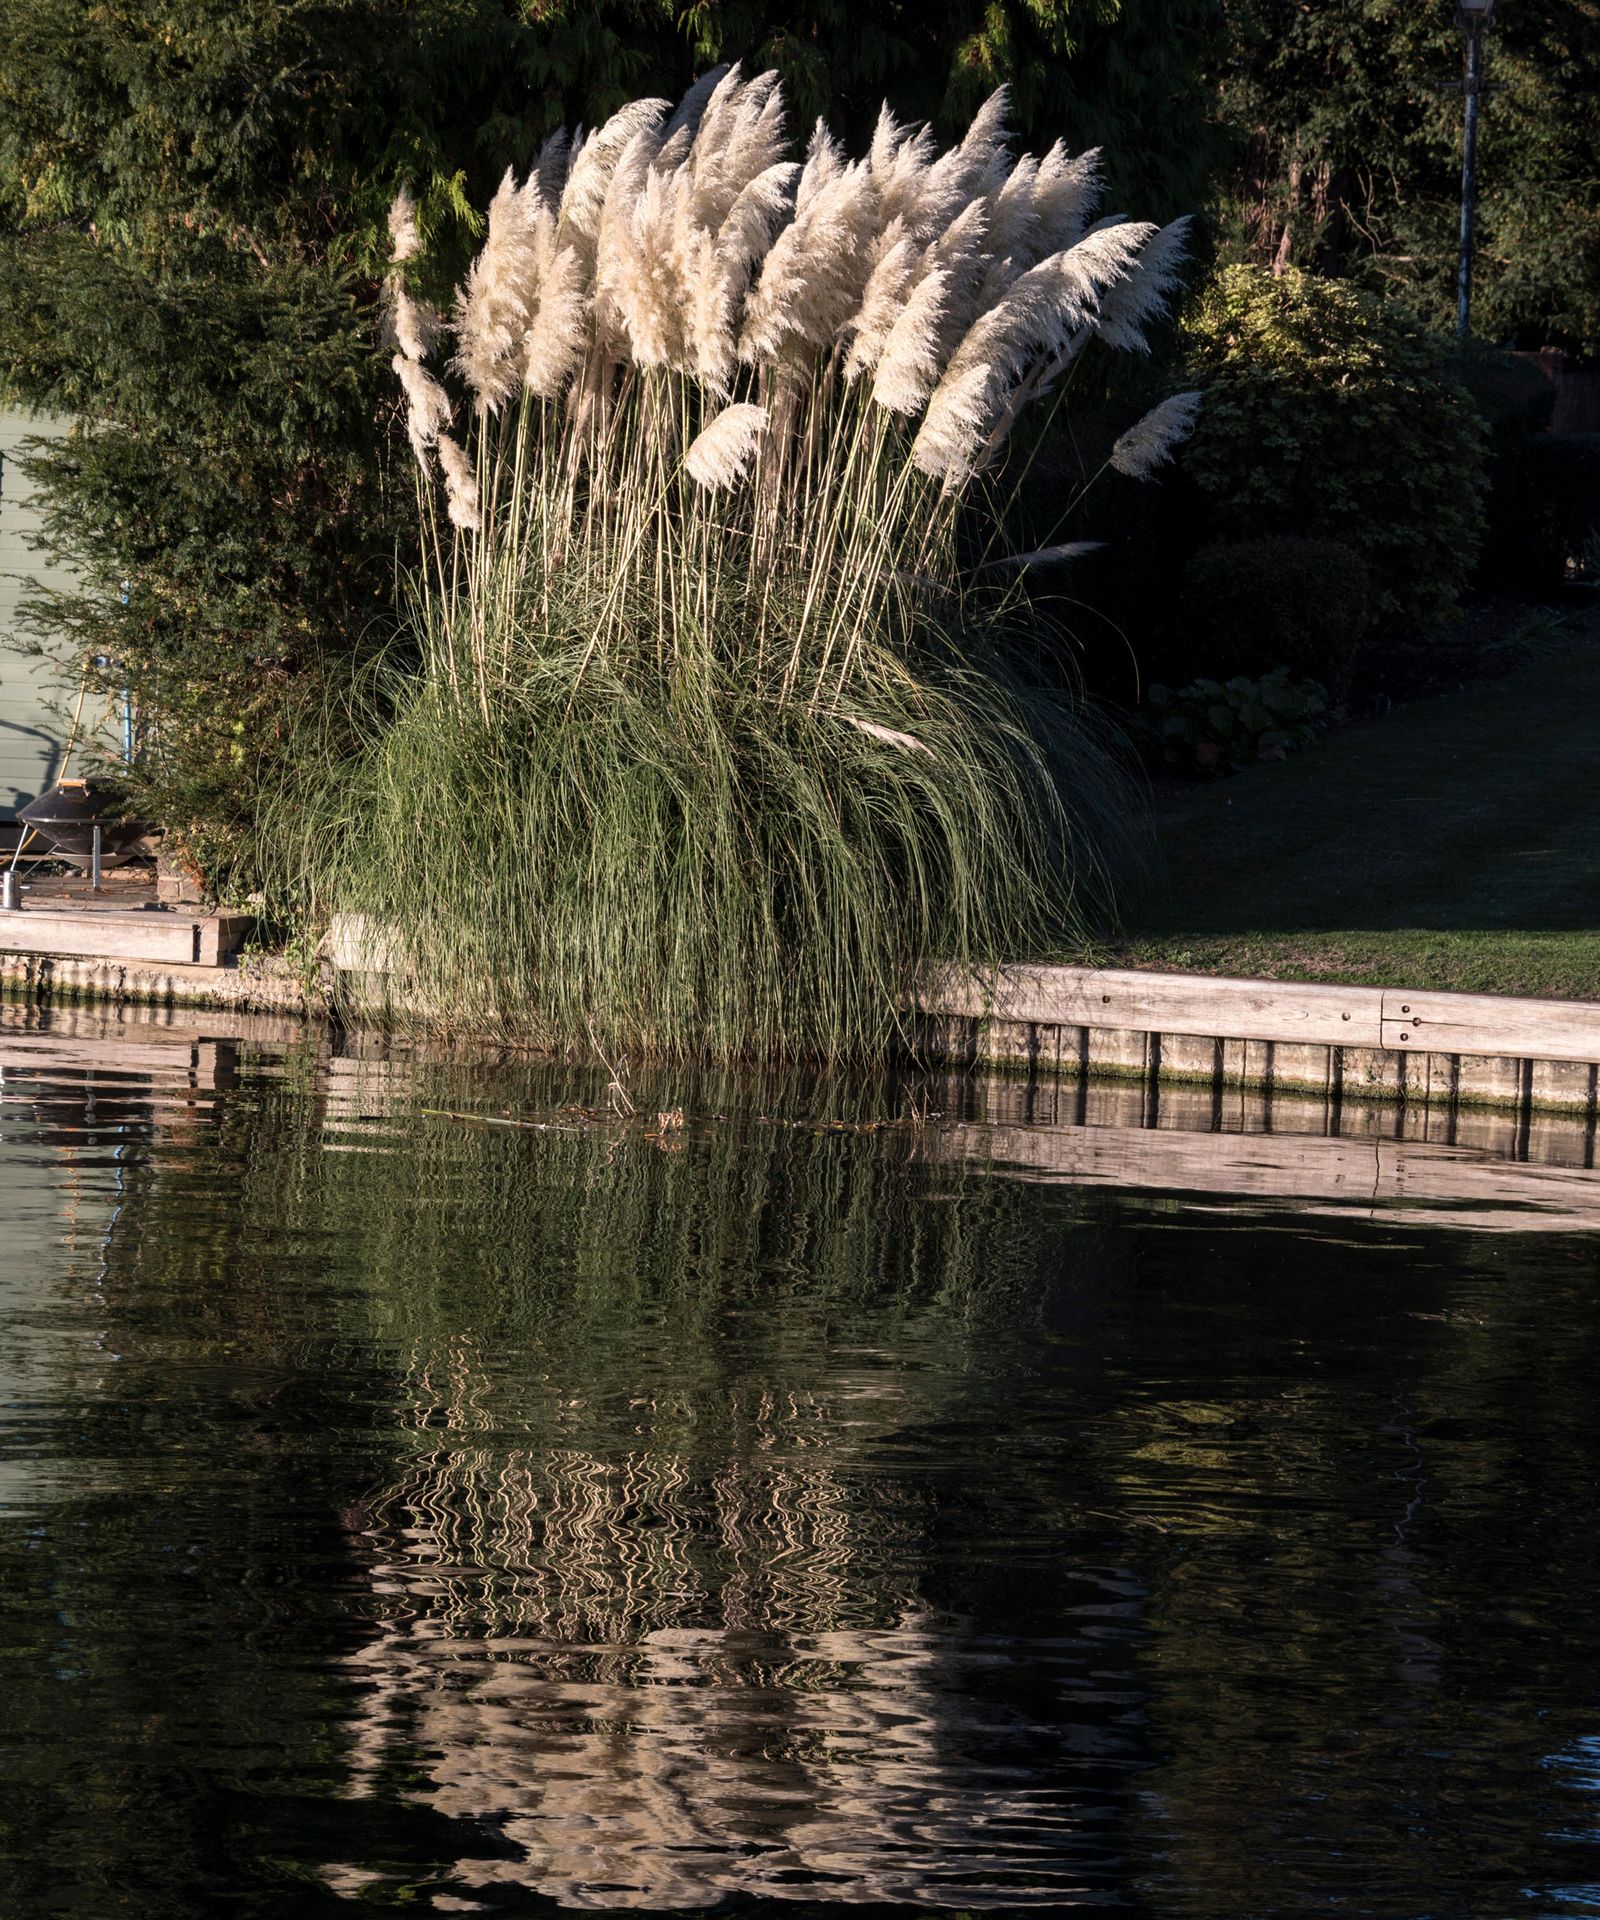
<box><xmin>872</xmin><ymin>269</ymin><xmax>949</xmax><ymax>415</ymax></box>
<box><xmin>435</xmin><ymin>432</ymin><xmax>481</xmax><ymax>531</ymax></box>
<box><xmin>1110</xmin><ymin>390</ymin><xmax>1202</xmax><ymax>479</ymax></box>
<box><xmin>387</xmin><ymin>187</ymin><xmax>422</xmax><ymax>264</ymax></box>
<box><xmin>393</xmin><ymin>353</ymin><xmax>451</xmax><ymax>461</ymax></box>
<box><xmin>838</xmin><ymin>715</ymin><xmax>933</xmax><ymax>755</ymax></box>
<box><xmin>1095</xmin><ymin>215</ymin><xmax>1192</xmax><ymax>353</ymax></box>
<box><xmin>686</xmin><ymin>402</ymin><xmax>768</xmax><ymax>489</ymax></box>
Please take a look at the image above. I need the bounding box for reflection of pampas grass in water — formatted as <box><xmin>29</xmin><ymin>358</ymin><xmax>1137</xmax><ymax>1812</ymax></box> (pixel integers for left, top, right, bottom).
<box><xmin>342</xmin><ymin>1323</ymin><xmax>1071</xmax><ymax>1908</ymax></box>
<box><xmin>273</xmin><ymin>1054</ymin><xmax>1096</xmax><ymax>1900</ymax></box>
<box><xmin>275</xmin><ymin>70</ymin><xmax>1194</xmax><ymax>1058</ymax></box>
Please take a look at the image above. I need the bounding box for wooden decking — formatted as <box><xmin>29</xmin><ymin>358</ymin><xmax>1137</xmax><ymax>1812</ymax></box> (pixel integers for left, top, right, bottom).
<box><xmin>0</xmin><ymin>865</ymin><xmax>251</xmax><ymax>969</ymax></box>
<box><xmin>0</xmin><ymin>902</ymin><xmax>252</xmax><ymax>966</ymax></box>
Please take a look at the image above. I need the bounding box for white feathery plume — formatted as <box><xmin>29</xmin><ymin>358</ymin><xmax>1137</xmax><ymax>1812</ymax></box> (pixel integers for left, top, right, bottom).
<box><xmin>654</xmin><ymin>122</ymin><xmax>694</xmax><ymax>175</ymax></box>
<box><xmin>391</xmin><ymin>286</ymin><xmax>440</xmax><ymax>363</ymax></box>
<box><xmin>842</xmin><ymin>228</ymin><xmax>918</xmax><ymax>381</ymax></box>
<box><xmin>908</xmin><ymin>360</ymin><xmax>995</xmax><ymax>483</ymax></box>
<box><xmin>986</xmin><ymin>154</ymin><xmax>1039</xmax><ymax>262</ymax></box>
<box><xmin>798</xmin><ymin>117</ymin><xmax>845</xmax><ymax>197</ymax></box>
<box><xmin>912</xmin><ymin>224</ymin><xmax>1150</xmax><ymax>482</ymax></box>
<box><xmin>1110</xmin><ymin>390</ymin><xmax>1202</xmax><ymax>479</ymax></box>
<box><xmin>953</xmin><ymin>86</ymin><xmax>1013</xmax><ymax>188</ymax></box>
<box><xmin>452</xmin><ymin>167</ymin><xmax>541</xmax><ymax>411</ymax></box>
<box><xmin>529</xmin><ymin>130</ymin><xmax>572</xmax><ymax>215</ymax></box>
<box><xmin>1056</xmin><ymin>218</ymin><xmax>1156</xmax><ymax>312</ymax></box>
<box><xmin>558</xmin><ymin>98</ymin><xmax>670</xmax><ymax>260</ymax></box>
<box><xmin>907</xmin><ymin>86</ymin><xmax>1011</xmax><ymax>241</ymax></box>
<box><xmin>918</xmin><ymin>196</ymin><xmax>991</xmax><ymax>358</ymax></box>
<box><xmin>1028</xmin><ymin>144</ymin><xmax>1102</xmax><ymax>256</ymax></box>
<box><xmin>979</xmin><ymin>144</ymin><xmax>1102</xmax><ymax>306</ymax></box>
<box><xmin>915</xmin><ymin>256</ymin><xmax>1100</xmax><ymax>476</ymax></box>
<box><xmin>685</xmin><ymin>65</ymin><xmax>753</xmax><ymax>209</ymax></box>
<box><xmin>392</xmin><ymin>352</ymin><xmax>452</xmax><ymax>462</ymax></box>
<box><xmin>523</xmin><ymin>243</ymin><xmax>589</xmax><ymax>398</ymax></box>
<box><xmin>725</xmin><ymin>75</ymin><xmax>787</xmax><ymax>184</ymax></box>
<box><xmin>434</xmin><ymin>431</ymin><xmax>481</xmax><ymax>531</ymax></box>
<box><xmin>1094</xmin><ymin>215</ymin><xmax>1192</xmax><ymax>352</ymax></box>
<box><xmin>636</xmin><ymin>173</ymin><xmax>695</xmax><ymax>367</ymax></box>
<box><xmin>687</xmin><ymin>69</ymin><xmax>785</xmax><ymax>235</ymax></box>
<box><xmin>685</xmin><ymin>402</ymin><xmax>769</xmax><ymax>490</ymax></box>
<box><xmin>868</xmin><ymin>104</ymin><xmax>907</xmax><ymax>177</ymax></box>
<box><xmin>686</xmin><ymin>160</ymin><xmax>799</xmax><ymax>390</ymax></box>
<box><xmin>975</xmin><ymin>251</ymin><xmax>1021</xmax><ymax>311</ymax></box>
<box><xmin>662</xmin><ymin>63</ymin><xmax>731</xmax><ymax>149</ymax></box>
<box><xmin>593</xmin><ymin>122</ymin><xmax>673</xmax><ymax>363</ymax></box>
<box><xmin>838</xmin><ymin>715</ymin><xmax>933</xmax><ymax>755</ymax></box>
<box><xmin>387</xmin><ymin>187</ymin><xmax>422</xmax><ymax>264</ymax></box>
<box><xmin>870</xmin><ymin>106</ymin><xmax>939</xmax><ymax>234</ymax></box>
<box><xmin>739</xmin><ymin>156</ymin><xmax>879</xmax><ymax>363</ymax></box>
<box><xmin>872</xmin><ymin>268</ymin><xmax>949</xmax><ymax>415</ymax></box>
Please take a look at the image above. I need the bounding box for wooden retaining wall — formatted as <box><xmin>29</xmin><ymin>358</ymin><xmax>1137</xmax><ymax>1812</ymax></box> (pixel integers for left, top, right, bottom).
<box><xmin>6</xmin><ymin>933</ymin><xmax>1600</xmax><ymax>1120</ymax></box>
<box><xmin>917</xmin><ymin>965</ymin><xmax>1600</xmax><ymax>1116</ymax></box>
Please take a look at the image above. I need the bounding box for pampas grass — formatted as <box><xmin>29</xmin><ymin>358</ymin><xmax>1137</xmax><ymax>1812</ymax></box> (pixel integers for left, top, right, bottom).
<box><xmin>1110</xmin><ymin>389</ymin><xmax>1203</xmax><ymax>478</ymax></box>
<box><xmin>277</xmin><ymin>70</ymin><xmax>1193</xmax><ymax>1059</ymax></box>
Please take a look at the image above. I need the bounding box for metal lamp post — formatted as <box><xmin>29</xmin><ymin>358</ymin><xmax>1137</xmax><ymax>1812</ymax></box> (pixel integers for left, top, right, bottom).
<box><xmin>1456</xmin><ymin>0</ymin><xmax>1495</xmax><ymax>344</ymax></box>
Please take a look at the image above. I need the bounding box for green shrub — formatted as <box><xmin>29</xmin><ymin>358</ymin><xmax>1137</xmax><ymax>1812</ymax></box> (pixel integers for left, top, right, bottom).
<box><xmin>1484</xmin><ymin>434</ymin><xmax>1600</xmax><ymax>599</ymax></box>
<box><xmin>1179</xmin><ymin>536</ymin><xmax>1369</xmax><ymax>695</ymax></box>
<box><xmin>1181</xmin><ymin>265</ymin><xmax>1487</xmax><ymax>630</ymax></box>
<box><xmin>1135</xmin><ymin>670</ymin><xmax>1330</xmax><ymax>777</ymax></box>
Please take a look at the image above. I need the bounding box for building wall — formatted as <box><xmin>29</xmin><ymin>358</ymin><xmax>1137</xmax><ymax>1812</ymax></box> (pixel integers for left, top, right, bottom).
<box><xmin>0</xmin><ymin>410</ymin><xmax>77</xmax><ymax>821</ymax></box>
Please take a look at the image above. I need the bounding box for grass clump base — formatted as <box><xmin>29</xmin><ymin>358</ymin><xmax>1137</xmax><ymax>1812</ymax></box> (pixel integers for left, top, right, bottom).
<box><xmin>291</xmin><ymin>636</ymin><xmax>1121</xmax><ymax>1061</ymax></box>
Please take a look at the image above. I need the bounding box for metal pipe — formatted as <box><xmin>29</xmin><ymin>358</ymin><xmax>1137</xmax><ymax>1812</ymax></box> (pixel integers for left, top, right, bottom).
<box><xmin>1456</xmin><ymin>10</ymin><xmax>1489</xmax><ymax>344</ymax></box>
<box><xmin>91</xmin><ymin>821</ymin><xmax>102</xmax><ymax>893</ymax></box>
<box><xmin>1</xmin><ymin>870</ymin><xmax>18</xmax><ymax>913</ymax></box>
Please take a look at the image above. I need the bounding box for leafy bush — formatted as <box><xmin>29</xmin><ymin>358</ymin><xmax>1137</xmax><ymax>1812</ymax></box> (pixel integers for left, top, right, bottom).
<box><xmin>1179</xmin><ymin>536</ymin><xmax>1369</xmax><ymax>695</ymax></box>
<box><xmin>1181</xmin><ymin>265</ymin><xmax>1487</xmax><ymax>630</ymax></box>
<box><xmin>1136</xmin><ymin>670</ymin><xmax>1329</xmax><ymax>777</ymax></box>
<box><xmin>1483</xmin><ymin>434</ymin><xmax>1600</xmax><ymax>599</ymax></box>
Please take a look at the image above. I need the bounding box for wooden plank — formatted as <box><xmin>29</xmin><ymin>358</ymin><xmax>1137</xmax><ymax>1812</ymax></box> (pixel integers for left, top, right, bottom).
<box><xmin>923</xmin><ymin>963</ymin><xmax>1385</xmax><ymax>1048</ymax></box>
<box><xmin>1381</xmin><ymin>988</ymin><xmax>1600</xmax><ymax>1064</ymax></box>
<box><xmin>0</xmin><ymin>906</ymin><xmax>251</xmax><ymax>967</ymax></box>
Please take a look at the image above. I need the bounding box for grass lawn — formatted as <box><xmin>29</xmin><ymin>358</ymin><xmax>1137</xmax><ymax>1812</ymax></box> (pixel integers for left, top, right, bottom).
<box><xmin>1091</xmin><ymin>611</ymin><xmax>1600</xmax><ymax>1001</ymax></box>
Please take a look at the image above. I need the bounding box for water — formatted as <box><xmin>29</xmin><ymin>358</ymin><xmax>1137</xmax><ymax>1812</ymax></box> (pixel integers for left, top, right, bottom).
<box><xmin>4</xmin><ymin>1004</ymin><xmax>1600</xmax><ymax>1918</ymax></box>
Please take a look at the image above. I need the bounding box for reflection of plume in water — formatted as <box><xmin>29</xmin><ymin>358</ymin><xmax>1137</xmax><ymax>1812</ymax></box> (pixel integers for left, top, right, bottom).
<box><xmin>339</xmin><ymin>1342</ymin><xmax>1105</xmax><ymax>1908</ymax></box>
<box><xmin>366</xmin><ymin>1340</ymin><xmax>876</xmax><ymax>1642</ymax></box>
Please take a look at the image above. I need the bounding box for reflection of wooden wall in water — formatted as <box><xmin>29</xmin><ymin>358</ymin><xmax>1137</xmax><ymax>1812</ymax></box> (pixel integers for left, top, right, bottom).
<box><xmin>339</xmin><ymin>1340</ymin><xmax>1093</xmax><ymax>1909</ymax></box>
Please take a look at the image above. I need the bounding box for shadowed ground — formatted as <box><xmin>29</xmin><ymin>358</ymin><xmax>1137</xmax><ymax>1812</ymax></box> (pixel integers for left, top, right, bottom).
<box><xmin>1098</xmin><ymin>614</ymin><xmax>1600</xmax><ymax>998</ymax></box>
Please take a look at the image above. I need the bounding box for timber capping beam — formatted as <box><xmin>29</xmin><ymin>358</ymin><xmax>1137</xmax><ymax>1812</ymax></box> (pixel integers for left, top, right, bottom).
<box><xmin>0</xmin><ymin>905</ymin><xmax>253</xmax><ymax>969</ymax></box>
<box><xmin>916</xmin><ymin>963</ymin><xmax>1600</xmax><ymax>1114</ymax></box>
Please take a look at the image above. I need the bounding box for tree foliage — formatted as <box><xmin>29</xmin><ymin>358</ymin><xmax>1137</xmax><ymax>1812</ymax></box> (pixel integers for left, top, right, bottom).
<box><xmin>1216</xmin><ymin>0</ymin><xmax>1600</xmax><ymax>352</ymax></box>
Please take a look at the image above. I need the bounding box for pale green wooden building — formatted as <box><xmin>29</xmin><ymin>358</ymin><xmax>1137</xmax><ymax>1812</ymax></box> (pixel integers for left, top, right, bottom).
<box><xmin>0</xmin><ymin>409</ymin><xmax>75</xmax><ymax>823</ymax></box>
